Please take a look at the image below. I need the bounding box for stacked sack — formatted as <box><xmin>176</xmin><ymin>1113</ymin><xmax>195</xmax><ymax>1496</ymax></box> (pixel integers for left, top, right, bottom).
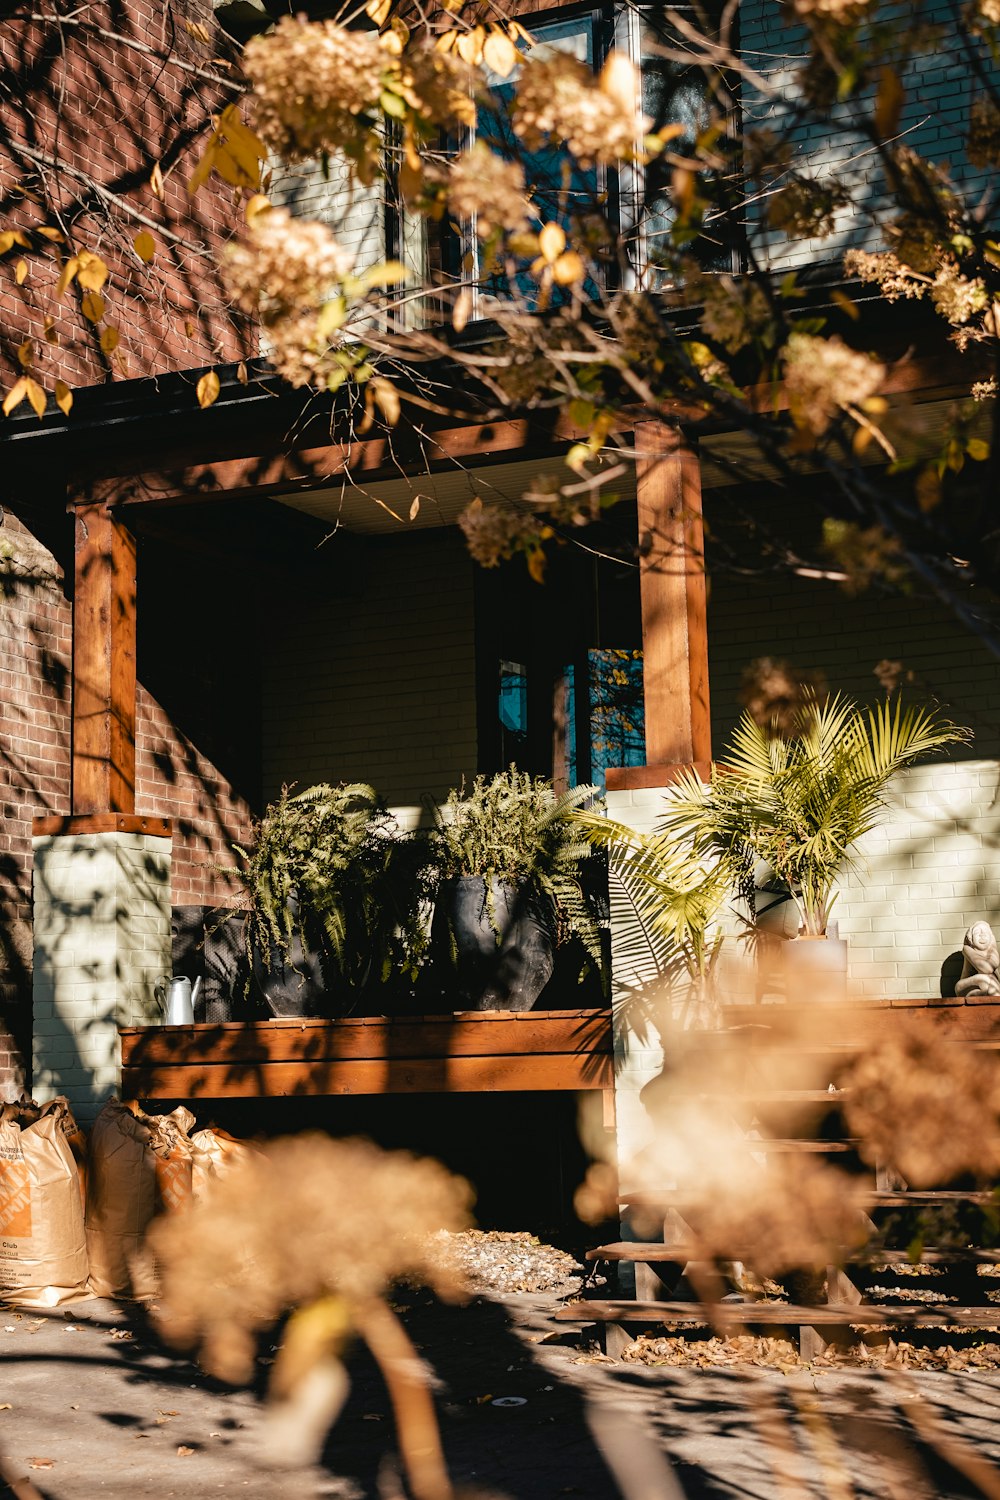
<box><xmin>0</xmin><ymin>1095</ymin><xmax>257</xmax><ymax>1305</ymax></box>
<box><xmin>86</xmin><ymin>1098</ymin><xmax>258</xmax><ymax>1298</ymax></box>
<box><xmin>0</xmin><ymin>1097</ymin><xmax>90</xmax><ymax>1308</ymax></box>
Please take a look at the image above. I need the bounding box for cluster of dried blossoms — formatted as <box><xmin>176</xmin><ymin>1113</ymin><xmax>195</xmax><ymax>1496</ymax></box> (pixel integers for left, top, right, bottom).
<box><xmin>738</xmin><ymin>656</ymin><xmax>828</xmax><ymax>737</ymax></box>
<box><xmin>446</xmin><ymin>144</ymin><xmax>531</xmax><ymax>239</ymax></box>
<box><xmin>845</xmin><ymin>1023</ymin><xmax>1000</xmax><ymax>1186</ymax></box>
<box><xmin>512</xmin><ymin>52</ymin><xmax>648</xmax><ymax>170</ymax></box>
<box><xmin>782</xmin><ymin>331</ymin><xmax>885</xmax><ymax>435</ymax></box>
<box><xmin>244</xmin><ymin>18</ymin><xmax>389</xmax><ymax>166</ymax></box>
<box><xmin>458</xmin><ymin>467</ymin><xmax>604</xmax><ymax>566</ymax></box>
<box><xmin>149</xmin><ymin>1134</ymin><xmax>472</xmax><ymax>1384</ymax></box>
<box><xmin>767</xmin><ymin>176</ymin><xmax>849</xmax><ymax>241</ymax></box>
<box><xmin>846</xmin><ymin>246</ymin><xmax>994</xmax><ymax>354</ymax></box>
<box><xmin>697</xmin><ymin>274</ymin><xmax>774</xmax><ymax>355</ymax></box>
<box><xmin>223</xmin><ymin>208</ymin><xmax>353</xmax><ymax>321</ymax></box>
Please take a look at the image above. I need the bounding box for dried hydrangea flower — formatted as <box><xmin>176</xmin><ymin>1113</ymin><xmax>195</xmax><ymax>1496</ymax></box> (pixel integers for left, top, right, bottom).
<box><xmin>222</xmin><ymin>208</ymin><xmax>354</xmax><ymax>320</ymax></box>
<box><xmin>244</xmin><ymin>17</ymin><xmax>388</xmax><ymax>161</ymax></box>
<box><xmin>782</xmin><ymin>332</ymin><xmax>885</xmax><ymax>435</ymax></box>
<box><xmin>845</xmin><ymin>1024</ymin><xmax>1000</xmax><ymax>1186</ymax></box>
<box><xmin>699</xmin><ymin>275</ymin><xmax>773</xmax><ymax>355</ymax></box>
<box><xmin>150</xmin><ymin>1134</ymin><xmax>472</xmax><ymax>1384</ymax></box>
<box><xmin>446</xmin><ymin>145</ymin><xmax>531</xmax><ymax>239</ymax></box>
<box><xmin>513</xmin><ymin>51</ymin><xmax>647</xmax><ymax>170</ymax></box>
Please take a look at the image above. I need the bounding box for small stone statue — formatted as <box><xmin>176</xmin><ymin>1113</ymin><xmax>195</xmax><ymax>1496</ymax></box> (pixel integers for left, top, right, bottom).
<box><xmin>956</xmin><ymin>921</ymin><xmax>1000</xmax><ymax>997</ymax></box>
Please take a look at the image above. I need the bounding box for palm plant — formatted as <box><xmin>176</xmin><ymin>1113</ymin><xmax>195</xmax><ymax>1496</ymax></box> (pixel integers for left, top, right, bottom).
<box><xmin>659</xmin><ymin>694</ymin><xmax>971</xmax><ymax>938</ymax></box>
<box><xmin>576</xmin><ymin>811</ymin><xmax>730</xmax><ymax>1032</ymax></box>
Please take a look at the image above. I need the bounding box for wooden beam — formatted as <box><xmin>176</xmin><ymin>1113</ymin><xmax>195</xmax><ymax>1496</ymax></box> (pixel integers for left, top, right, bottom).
<box><xmin>635</xmin><ymin>423</ymin><xmax>711</xmax><ymax>767</ymax></box>
<box><xmin>71</xmin><ymin>497</ymin><xmax>137</xmax><ymax>815</ymax></box>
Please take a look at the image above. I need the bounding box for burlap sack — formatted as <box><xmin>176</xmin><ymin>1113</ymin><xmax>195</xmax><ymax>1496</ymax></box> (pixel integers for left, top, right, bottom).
<box><xmin>0</xmin><ymin>1097</ymin><xmax>89</xmax><ymax>1308</ymax></box>
<box><xmin>86</xmin><ymin>1100</ymin><xmax>198</xmax><ymax>1298</ymax></box>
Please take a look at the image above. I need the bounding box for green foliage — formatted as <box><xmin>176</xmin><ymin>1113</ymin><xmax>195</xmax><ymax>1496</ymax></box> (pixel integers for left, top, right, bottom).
<box><xmin>577</xmin><ymin>812</ymin><xmax>728</xmax><ymax>992</ymax></box>
<box><xmin>659</xmin><ymin>694</ymin><xmax>971</xmax><ymax>937</ymax></box>
<box><xmin>231</xmin><ymin>782</ymin><xmax>430</xmax><ymax>996</ymax></box>
<box><xmin>431</xmin><ymin>768</ymin><xmax>605</xmax><ymax>974</ymax></box>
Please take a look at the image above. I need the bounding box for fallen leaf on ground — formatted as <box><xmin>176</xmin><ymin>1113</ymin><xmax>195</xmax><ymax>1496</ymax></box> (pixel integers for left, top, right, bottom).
<box><xmin>176</xmin><ymin>1446</ymin><xmax>194</xmax><ymax>1457</ymax></box>
<box><xmin>0</xmin><ymin>1405</ymin><xmax>10</xmax><ymax>1411</ymax></box>
<box><xmin>28</xmin><ymin>1458</ymin><xmax>55</xmax><ymax>1469</ymax></box>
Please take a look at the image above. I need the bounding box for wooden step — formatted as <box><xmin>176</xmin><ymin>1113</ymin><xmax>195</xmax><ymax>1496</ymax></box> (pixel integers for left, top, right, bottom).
<box><xmin>619</xmin><ymin>1189</ymin><xmax>998</xmax><ymax>1212</ymax></box>
<box><xmin>555</xmin><ymin>1299</ymin><xmax>1000</xmax><ymax>1329</ymax></box>
<box><xmin>673</xmin><ymin>1090</ymin><xmax>851</xmax><ymax>1103</ymax></box>
<box><xmin>587</xmin><ymin>1242</ymin><xmax>1000</xmax><ymax>1266</ymax></box>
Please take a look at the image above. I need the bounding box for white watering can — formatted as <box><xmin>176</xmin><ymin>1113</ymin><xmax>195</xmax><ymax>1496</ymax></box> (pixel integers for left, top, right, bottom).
<box><xmin>154</xmin><ymin>975</ymin><xmax>202</xmax><ymax>1025</ymax></box>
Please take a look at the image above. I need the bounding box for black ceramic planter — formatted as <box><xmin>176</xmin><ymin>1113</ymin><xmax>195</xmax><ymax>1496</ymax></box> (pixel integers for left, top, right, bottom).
<box><xmin>433</xmin><ymin>876</ymin><xmax>555</xmax><ymax>1011</ymax></box>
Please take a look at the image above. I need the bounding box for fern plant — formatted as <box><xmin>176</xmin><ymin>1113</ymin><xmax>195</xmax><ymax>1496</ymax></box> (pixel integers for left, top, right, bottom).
<box><xmin>658</xmin><ymin>694</ymin><xmax>971</xmax><ymax>937</ymax></box>
<box><xmin>431</xmin><ymin>768</ymin><xmax>605</xmax><ymax>976</ymax></box>
<box><xmin>231</xmin><ymin>783</ymin><xmax>430</xmax><ymax>999</ymax></box>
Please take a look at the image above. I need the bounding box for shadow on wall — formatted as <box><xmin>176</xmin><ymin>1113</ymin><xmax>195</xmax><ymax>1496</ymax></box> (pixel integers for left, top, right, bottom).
<box><xmin>31</xmin><ymin>832</ymin><xmax>169</xmax><ymax>1120</ymax></box>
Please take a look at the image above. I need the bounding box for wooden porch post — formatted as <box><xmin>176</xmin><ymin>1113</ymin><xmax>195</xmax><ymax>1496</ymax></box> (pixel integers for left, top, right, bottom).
<box><xmin>70</xmin><ymin>493</ymin><xmax>137</xmax><ymax>815</ymax></box>
<box><xmin>635</xmin><ymin>421</ymin><xmax>711</xmax><ymax>773</ymax></box>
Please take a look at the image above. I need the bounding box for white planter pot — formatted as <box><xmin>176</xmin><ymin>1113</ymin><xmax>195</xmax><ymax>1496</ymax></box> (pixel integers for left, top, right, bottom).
<box><xmin>781</xmin><ymin>933</ymin><xmax>849</xmax><ymax>990</ymax></box>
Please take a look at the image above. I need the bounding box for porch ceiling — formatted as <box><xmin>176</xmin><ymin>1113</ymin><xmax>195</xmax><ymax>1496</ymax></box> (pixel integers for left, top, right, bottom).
<box><xmin>276</xmin><ymin>452</ymin><xmax>633</xmax><ymax>534</ymax></box>
<box><xmin>272</xmin><ymin>396</ymin><xmax>985</xmax><ymax>533</ymax></box>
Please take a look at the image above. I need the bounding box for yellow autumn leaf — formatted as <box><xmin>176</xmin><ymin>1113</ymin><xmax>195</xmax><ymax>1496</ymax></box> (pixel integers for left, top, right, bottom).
<box><xmin>245</xmin><ymin>195</ymin><xmax>271</xmax><ymax>225</ymax></box>
<box><xmin>56</xmin><ymin>257</ymin><xmax>79</xmax><ymax>296</ymax></box>
<box><xmin>150</xmin><ymin>162</ymin><xmax>165</xmax><ymax>200</ymax></box>
<box><xmin>409</xmin><ymin>496</ymin><xmax>422</xmax><ymax>521</ymax></box>
<box><xmin>372</xmin><ymin>377</ymin><xmax>401</xmax><ymax>425</ymax></box>
<box><xmin>43</xmin><ymin>317</ymin><xmax>58</xmax><ymax>344</ymax></box>
<box><xmin>76</xmin><ymin>252</ymin><xmax>109</xmax><ymax>292</ymax></box>
<box><xmin>599</xmin><ymin>53</ymin><xmax>637</xmax><ymax>114</ymax></box>
<box><xmin>452</xmin><ymin>285</ymin><xmax>473</xmax><ymax>333</ymax></box>
<box><xmin>196</xmin><ymin>370</ymin><xmax>220</xmax><ymax>408</ymax></box>
<box><xmin>34</xmin><ymin>226</ymin><xmax>62</xmax><ymax>242</ymax></box>
<box><xmin>16</xmin><ymin>339</ymin><xmax>32</xmax><ymax>369</ymax></box>
<box><xmin>552</xmin><ymin>251</ymin><xmax>585</xmax><ymax>286</ymax></box>
<box><xmin>100</xmin><ymin>326</ymin><xmax>119</xmax><ymax>354</ymax></box>
<box><xmin>133</xmin><ymin>231</ymin><xmax>156</xmax><ymax>263</ymax></box>
<box><xmin>457</xmin><ymin>26</ymin><xmax>485</xmax><ymax>64</ymax></box>
<box><xmin>483</xmin><ymin>30</ymin><xmax>517</xmax><ymax>76</ymax></box>
<box><xmin>527</xmin><ymin>547</ymin><xmax>546</xmax><ymax>584</ymax></box>
<box><xmin>538</xmin><ymin>222</ymin><xmax>566</xmax><ymax>264</ymax></box>
<box><xmin>55</xmin><ymin>380</ymin><xmax>73</xmax><ymax>415</ymax></box>
<box><xmin>14</xmin><ymin>258</ymin><xmax>27</xmax><ymax>285</ymax></box>
<box><xmin>366</xmin><ymin>0</ymin><xmax>392</xmax><ymax>25</ymax></box>
<box><xmin>2</xmin><ymin>378</ymin><xmax>27</xmax><ymax>415</ymax></box>
<box><xmin>81</xmin><ymin>291</ymin><xmax>105</xmax><ymax>323</ymax></box>
<box><xmin>236</xmin><ymin>360</ymin><xmax>248</xmax><ymax>385</ymax></box>
<box><xmin>25</xmin><ymin>377</ymin><xmax>46</xmax><ymax>417</ymax></box>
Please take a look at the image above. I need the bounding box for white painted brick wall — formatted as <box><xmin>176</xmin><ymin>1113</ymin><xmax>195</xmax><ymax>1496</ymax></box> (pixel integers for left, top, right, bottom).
<box><xmin>740</xmin><ymin>0</ymin><xmax>996</xmax><ymax>270</ymax></box>
<box><xmin>31</xmin><ymin>832</ymin><xmax>171</xmax><ymax>1122</ymax></box>
<box><xmin>261</xmin><ymin>531</ymin><xmax>478</xmax><ymax>806</ymax></box>
<box><xmin>270</xmin><ymin>155</ymin><xmax>385</xmax><ymax>274</ymax></box>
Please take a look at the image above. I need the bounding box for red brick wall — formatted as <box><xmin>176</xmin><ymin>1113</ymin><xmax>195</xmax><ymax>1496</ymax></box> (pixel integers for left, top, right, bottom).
<box><xmin>0</xmin><ymin>0</ymin><xmax>251</xmax><ymax>389</ymax></box>
<box><xmin>0</xmin><ymin>0</ymin><xmax>256</xmax><ymax>1094</ymax></box>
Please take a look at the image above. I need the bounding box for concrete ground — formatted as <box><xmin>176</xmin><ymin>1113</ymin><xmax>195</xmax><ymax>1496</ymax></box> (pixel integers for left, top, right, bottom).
<box><xmin>2</xmin><ymin>1293</ymin><xmax>1000</xmax><ymax>1499</ymax></box>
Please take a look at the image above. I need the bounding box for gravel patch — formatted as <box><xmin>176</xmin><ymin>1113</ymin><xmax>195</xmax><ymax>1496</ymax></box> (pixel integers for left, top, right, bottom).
<box><xmin>434</xmin><ymin>1230</ymin><xmax>586</xmax><ymax>1295</ymax></box>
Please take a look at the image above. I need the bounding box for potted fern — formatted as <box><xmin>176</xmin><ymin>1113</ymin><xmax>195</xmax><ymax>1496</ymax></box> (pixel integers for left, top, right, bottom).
<box><xmin>657</xmin><ymin>693</ymin><xmax>970</xmax><ymax>978</ymax></box>
<box><xmin>232</xmin><ymin>783</ymin><xmax>429</xmax><ymax>1016</ymax></box>
<box><xmin>430</xmin><ymin>769</ymin><xmax>606</xmax><ymax>1011</ymax></box>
